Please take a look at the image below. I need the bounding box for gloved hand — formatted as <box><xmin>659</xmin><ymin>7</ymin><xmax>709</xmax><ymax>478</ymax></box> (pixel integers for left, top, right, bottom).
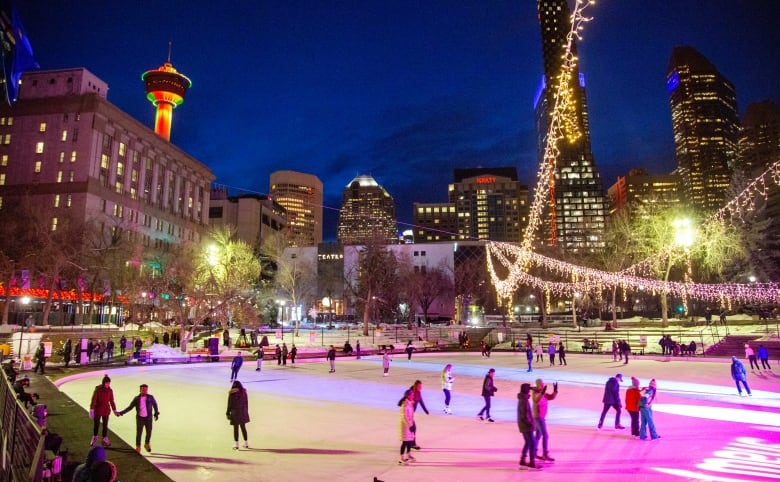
<box><xmin>89</xmin><ymin>410</ymin><xmax>94</xmax><ymax>420</ymax></box>
<box><xmin>410</xmin><ymin>424</ymin><xmax>416</xmax><ymax>433</ymax></box>
<box><xmin>154</xmin><ymin>413</ymin><xmax>159</xmax><ymax>421</ymax></box>
<box><xmin>113</xmin><ymin>410</ymin><xmax>119</xmax><ymax>417</ymax></box>
<box><xmin>553</xmin><ymin>382</ymin><xmax>558</xmax><ymax>392</ymax></box>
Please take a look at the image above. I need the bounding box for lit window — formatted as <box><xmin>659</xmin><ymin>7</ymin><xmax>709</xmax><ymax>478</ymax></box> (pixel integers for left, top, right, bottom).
<box><xmin>35</xmin><ymin>142</ymin><xmax>45</xmax><ymax>153</ymax></box>
<box><xmin>6</xmin><ymin>118</ymin><xmax>12</xmax><ymax>125</ymax></box>
<box><xmin>0</xmin><ymin>173</ymin><xmax>5</xmax><ymax>185</ymax></box>
<box><xmin>100</xmin><ymin>154</ymin><xmax>109</xmax><ymax>169</ymax></box>
<box><xmin>56</xmin><ymin>171</ymin><xmax>63</xmax><ymax>183</ymax></box>
<box><xmin>51</xmin><ymin>217</ymin><xmax>58</xmax><ymax>231</ymax></box>
<box><xmin>117</xmin><ymin>162</ymin><xmax>124</xmax><ymax>176</ymax></box>
<box><xmin>66</xmin><ymin>194</ymin><xmax>72</xmax><ymax>207</ymax></box>
<box><xmin>39</xmin><ymin>122</ymin><xmax>47</xmax><ymax>132</ymax></box>
<box><xmin>1</xmin><ymin>154</ymin><xmax>7</xmax><ymax>166</ymax></box>
<box><xmin>59</xmin><ymin>152</ymin><xmax>65</xmax><ymax>163</ymax></box>
<box><xmin>61</xmin><ymin>130</ymin><xmax>67</xmax><ymax>141</ymax></box>
<box><xmin>54</xmin><ymin>194</ymin><xmax>60</xmax><ymax>207</ymax></box>
<box><xmin>69</xmin><ymin>171</ymin><xmax>74</xmax><ymax>182</ymax></box>
<box><xmin>115</xmin><ymin>181</ymin><xmax>123</xmax><ymax>194</ymax></box>
<box><xmin>34</xmin><ymin>161</ymin><xmax>42</xmax><ymax>173</ymax></box>
<box><xmin>70</xmin><ymin>151</ymin><xmax>77</xmax><ymax>163</ymax></box>
<box><xmin>119</xmin><ymin>142</ymin><xmax>126</xmax><ymax>156</ymax></box>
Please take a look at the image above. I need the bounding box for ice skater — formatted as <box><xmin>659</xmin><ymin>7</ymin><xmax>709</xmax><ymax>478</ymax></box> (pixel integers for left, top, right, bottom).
<box><xmin>639</xmin><ymin>379</ymin><xmax>660</xmax><ymax>440</ymax></box>
<box><xmin>477</xmin><ymin>368</ymin><xmax>497</xmax><ymax>422</ymax></box>
<box><xmin>397</xmin><ymin>389</ymin><xmax>416</xmax><ymax>465</ymax></box>
<box><xmin>597</xmin><ymin>373</ymin><xmax>625</xmax><ymax>430</ymax></box>
<box><xmin>532</xmin><ymin>378</ymin><xmax>558</xmax><ymax>461</ymax></box>
<box><xmin>226</xmin><ymin>380</ymin><xmax>250</xmax><ymax>449</ymax></box>
<box><xmin>730</xmin><ymin>356</ymin><xmax>751</xmax><ymax>396</ymax></box>
<box><xmin>117</xmin><ymin>383</ymin><xmax>160</xmax><ymax>453</ymax></box>
<box><xmin>327</xmin><ymin>345</ymin><xmax>337</xmax><ymax>373</ymax></box>
<box><xmin>518</xmin><ymin>383</ymin><xmax>541</xmax><ymax>470</ymax></box>
<box><xmin>89</xmin><ymin>375</ymin><xmax>119</xmax><ymax>447</ymax></box>
<box><xmin>745</xmin><ymin>344</ymin><xmax>759</xmax><ymax>370</ymax></box>
<box><xmin>382</xmin><ymin>350</ymin><xmax>391</xmax><ymax>377</ymax></box>
<box><xmin>625</xmin><ymin>376</ymin><xmax>641</xmax><ymax>437</ymax></box>
<box><xmin>230</xmin><ymin>351</ymin><xmax>243</xmax><ymax>381</ymax></box>
<box><xmin>441</xmin><ymin>364</ymin><xmax>455</xmax><ymax>414</ymax></box>
<box><xmin>253</xmin><ymin>346</ymin><xmax>264</xmax><ymax>371</ymax></box>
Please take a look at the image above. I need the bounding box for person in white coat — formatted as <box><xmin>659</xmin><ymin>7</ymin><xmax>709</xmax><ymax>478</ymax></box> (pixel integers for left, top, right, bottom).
<box><xmin>398</xmin><ymin>389</ymin><xmax>416</xmax><ymax>465</ymax></box>
<box><xmin>441</xmin><ymin>364</ymin><xmax>455</xmax><ymax>414</ymax></box>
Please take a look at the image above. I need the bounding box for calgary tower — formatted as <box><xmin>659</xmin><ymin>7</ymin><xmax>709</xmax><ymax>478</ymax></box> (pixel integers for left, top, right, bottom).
<box><xmin>142</xmin><ymin>47</ymin><xmax>191</xmax><ymax>142</ymax></box>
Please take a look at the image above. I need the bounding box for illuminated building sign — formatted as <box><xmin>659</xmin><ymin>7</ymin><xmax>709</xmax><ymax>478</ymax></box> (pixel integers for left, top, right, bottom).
<box><xmin>476</xmin><ymin>177</ymin><xmax>497</xmax><ymax>184</ymax></box>
<box><xmin>667</xmin><ymin>71</ymin><xmax>680</xmax><ymax>94</ymax></box>
<box><xmin>318</xmin><ymin>253</ymin><xmax>343</xmax><ymax>261</ymax></box>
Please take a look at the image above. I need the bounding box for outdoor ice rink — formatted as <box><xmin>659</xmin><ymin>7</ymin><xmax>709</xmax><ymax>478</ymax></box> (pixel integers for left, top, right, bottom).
<box><xmin>55</xmin><ymin>351</ymin><xmax>780</xmax><ymax>482</ymax></box>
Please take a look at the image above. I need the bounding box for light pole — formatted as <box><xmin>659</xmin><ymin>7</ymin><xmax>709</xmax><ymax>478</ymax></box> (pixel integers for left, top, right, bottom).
<box><xmin>18</xmin><ymin>295</ymin><xmax>31</xmax><ymax>361</ymax></box>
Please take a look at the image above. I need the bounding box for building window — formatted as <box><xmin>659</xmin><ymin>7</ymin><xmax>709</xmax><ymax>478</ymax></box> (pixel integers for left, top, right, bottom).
<box><xmin>51</xmin><ymin>217</ymin><xmax>58</xmax><ymax>231</ymax></box>
<box><xmin>56</xmin><ymin>171</ymin><xmax>63</xmax><ymax>183</ymax></box>
<box><xmin>69</xmin><ymin>171</ymin><xmax>74</xmax><ymax>182</ymax></box>
<box><xmin>59</xmin><ymin>152</ymin><xmax>65</xmax><ymax>163</ymax></box>
<box><xmin>0</xmin><ymin>173</ymin><xmax>5</xmax><ymax>185</ymax></box>
<box><xmin>39</xmin><ymin>122</ymin><xmax>47</xmax><ymax>132</ymax></box>
<box><xmin>1</xmin><ymin>154</ymin><xmax>7</xmax><ymax>166</ymax></box>
<box><xmin>54</xmin><ymin>194</ymin><xmax>60</xmax><ymax>207</ymax></box>
<box><xmin>70</xmin><ymin>151</ymin><xmax>77</xmax><ymax>163</ymax></box>
<box><xmin>115</xmin><ymin>181</ymin><xmax>123</xmax><ymax>194</ymax></box>
<box><xmin>118</xmin><ymin>142</ymin><xmax>126</xmax><ymax>157</ymax></box>
<box><xmin>66</xmin><ymin>194</ymin><xmax>72</xmax><ymax>207</ymax></box>
<box><xmin>3</xmin><ymin>134</ymin><xmax>10</xmax><ymax>144</ymax></box>
<box><xmin>61</xmin><ymin>130</ymin><xmax>68</xmax><ymax>141</ymax></box>
<box><xmin>34</xmin><ymin>161</ymin><xmax>42</xmax><ymax>173</ymax></box>
<box><xmin>116</xmin><ymin>161</ymin><xmax>124</xmax><ymax>176</ymax></box>
<box><xmin>100</xmin><ymin>154</ymin><xmax>109</xmax><ymax>169</ymax></box>
<box><xmin>35</xmin><ymin>142</ymin><xmax>44</xmax><ymax>153</ymax></box>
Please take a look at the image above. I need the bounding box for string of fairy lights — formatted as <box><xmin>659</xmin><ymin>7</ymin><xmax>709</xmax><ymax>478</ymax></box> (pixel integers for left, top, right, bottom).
<box><xmin>487</xmin><ymin>0</ymin><xmax>780</xmax><ymax>308</ymax></box>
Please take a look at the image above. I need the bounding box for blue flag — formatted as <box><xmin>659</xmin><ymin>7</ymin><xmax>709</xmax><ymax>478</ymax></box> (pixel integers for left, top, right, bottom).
<box><xmin>1</xmin><ymin>0</ymin><xmax>39</xmax><ymax>104</ymax></box>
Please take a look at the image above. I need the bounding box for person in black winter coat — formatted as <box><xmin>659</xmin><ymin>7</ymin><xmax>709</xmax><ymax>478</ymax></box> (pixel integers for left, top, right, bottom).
<box><xmin>517</xmin><ymin>383</ymin><xmax>541</xmax><ymax>469</ymax></box>
<box><xmin>477</xmin><ymin>368</ymin><xmax>498</xmax><ymax>422</ymax></box>
<box><xmin>597</xmin><ymin>373</ymin><xmax>625</xmax><ymax>430</ymax></box>
<box><xmin>227</xmin><ymin>381</ymin><xmax>250</xmax><ymax>449</ymax></box>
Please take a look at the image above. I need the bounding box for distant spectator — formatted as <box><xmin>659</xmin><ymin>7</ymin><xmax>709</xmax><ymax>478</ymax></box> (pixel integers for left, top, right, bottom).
<box><xmin>72</xmin><ymin>446</ymin><xmax>114</xmax><ymax>482</ymax></box>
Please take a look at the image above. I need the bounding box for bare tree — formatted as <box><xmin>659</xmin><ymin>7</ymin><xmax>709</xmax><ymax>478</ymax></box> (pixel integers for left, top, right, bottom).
<box><xmin>409</xmin><ymin>264</ymin><xmax>452</xmax><ymax>327</ymax></box>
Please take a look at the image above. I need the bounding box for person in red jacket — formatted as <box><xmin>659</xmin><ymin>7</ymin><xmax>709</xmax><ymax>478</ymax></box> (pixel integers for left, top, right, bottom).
<box><xmin>625</xmin><ymin>376</ymin><xmax>641</xmax><ymax>437</ymax></box>
<box><xmin>89</xmin><ymin>374</ymin><xmax>118</xmax><ymax>447</ymax></box>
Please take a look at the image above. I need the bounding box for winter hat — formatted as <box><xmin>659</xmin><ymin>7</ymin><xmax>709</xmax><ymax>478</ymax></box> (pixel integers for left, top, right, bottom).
<box><xmin>631</xmin><ymin>376</ymin><xmax>640</xmax><ymax>388</ymax></box>
<box><xmin>649</xmin><ymin>379</ymin><xmax>657</xmax><ymax>389</ymax></box>
<box><xmin>535</xmin><ymin>378</ymin><xmax>545</xmax><ymax>390</ymax></box>
<box><xmin>101</xmin><ymin>375</ymin><xmax>111</xmax><ymax>384</ymax></box>
<box><xmin>615</xmin><ymin>373</ymin><xmax>623</xmax><ymax>382</ymax></box>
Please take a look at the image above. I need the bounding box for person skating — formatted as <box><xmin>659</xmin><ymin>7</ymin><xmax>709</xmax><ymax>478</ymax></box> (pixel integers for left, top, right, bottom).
<box><xmin>477</xmin><ymin>368</ymin><xmax>497</xmax><ymax>422</ymax></box>
<box><xmin>290</xmin><ymin>344</ymin><xmax>297</xmax><ymax>364</ymax></box>
<box><xmin>281</xmin><ymin>343</ymin><xmax>288</xmax><ymax>366</ymax></box>
<box><xmin>517</xmin><ymin>383</ymin><xmax>541</xmax><ymax>470</ymax></box>
<box><xmin>230</xmin><ymin>351</ymin><xmax>243</xmax><ymax>381</ymax></box>
<box><xmin>597</xmin><ymin>373</ymin><xmax>625</xmax><ymax>430</ymax></box>
<box><xmin>745</xmin><ymin>344</ymin><xmax>759</xmax><ymax>370</ymax></box>
<box><xmin>327</xmin><ymin>345</ymin><xmax>337</xmax><ymax>373</ymax></box>
<box><xmin>226</xmin><ymin>380</ymin><xmax>250</xmax><ymax>449</ymax></box>
<box><xmin>526</xmin><ymin>346</ymin><xmax>533</xmax><ymax>372</ymax></box>
<box><xmin>382</xmin><ymin>350</ymin><xmax>391</xmax><ymax>377</ymax></box>
<box><xmin>275</xmin><ymin>344</ymin><xmax>282</xmax><ymax>365</ymax></box>
<box><xmin>89</xmin><ymin>375</ymin><xmax>119</xmax><ymax>447</ymax></box>
<box><xmin>535</xmin><ymin>343</ymin><xmax>544</xmax><ymax>363</ymax></box>
<box><xmin>547</xmin><ymin>342</ymin><xmax>556</xmax><ymax>366</ymax></box>
<box><xmin>253</xmin><ymin>346</ymin><xmax>264</xmax><ymax>371</ymax></box>
<box><xmin>397</xmin><ymin>389</ymin><xmax>416</xmax><ymax>465</ymax></box>
<box><xmin>441</xmin><ymin>364</ymin><xmax>455</xmax><ymax>414</ymax></box>
<box><xmin>118</xmin><ymin>383</ymin><xmax>160</xmax><ymax>453</ymax></box>
<box><xmin>758</xmin><ymin>345</ymin><xmax>771</xmax><ymax>370</ymax></box>
<box><xmin>625</xmin><ymin>376</ymin><xmax>641</xmax><ymax>437</ymax></box>
<box><xmin>639</xmin><ymin>379</ymin><xmax>660</xmax><ymax>440</ymax></box>
<box><xmin>405</xmin><ymin>340</ymin><xmax>415</xmax><ymax>361</ymax></box>
<box><xmin>730</xmin><ymin>356</ymin><xmax>752</xmax><ymax>396</ymax></box>
<box><xmin>557</xmin><ymin>341</ymin><xmax>567</xmax><ymax>365</ymax></box>
<box><xmin>356</xmin><ymin>339</ymin><xmax>361</xmax><ymax>359</ymax></box>
<box><xmin>532</xmin><ymin>378</ymin><xmax>558</xmax><ymax>462</ymax></box>
<box><xmin>407</xmin><ymin>380</ymin><xmax>429</xmax><ymax>450</ymax></box>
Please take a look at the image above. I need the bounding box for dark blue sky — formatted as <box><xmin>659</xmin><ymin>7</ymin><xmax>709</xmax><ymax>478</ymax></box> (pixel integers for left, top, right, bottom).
<box><xmin>17</xmin><ymin>1</ymin><xmax>780</xmax><ymax>240</ymax></box>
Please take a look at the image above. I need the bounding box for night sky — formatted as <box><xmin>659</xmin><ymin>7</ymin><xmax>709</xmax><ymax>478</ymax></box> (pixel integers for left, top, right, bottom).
<box><xmin>16</xmin><ymin>1</ymin><xmax>779</xmax><ymax>240</ymax></box>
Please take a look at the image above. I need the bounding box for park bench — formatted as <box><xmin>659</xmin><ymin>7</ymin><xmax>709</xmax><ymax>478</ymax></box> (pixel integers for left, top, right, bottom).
<box><xmin>581</xmin><ymin>340</ymin><xmax>602</xmax><ymax>353</ymax></box>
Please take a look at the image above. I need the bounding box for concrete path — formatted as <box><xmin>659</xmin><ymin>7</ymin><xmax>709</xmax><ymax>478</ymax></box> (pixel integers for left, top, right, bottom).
<box><xmin>55</xmin><ymin>351</ymin><xmax>780</xmax><ymax>482</ymax></box>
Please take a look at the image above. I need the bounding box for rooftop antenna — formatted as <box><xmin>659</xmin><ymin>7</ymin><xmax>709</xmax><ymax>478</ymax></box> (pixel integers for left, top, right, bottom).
<box><xmin>167</xmin><ymin>41</ymin><xmax>172</xmax><ymax>63</ymax></box>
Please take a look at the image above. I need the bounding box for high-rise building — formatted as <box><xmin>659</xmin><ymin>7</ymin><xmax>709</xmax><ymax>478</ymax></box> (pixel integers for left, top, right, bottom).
<box><xmin>209</xmin><ymin>186</ymin><xmax>286</xmax><ymax>247</ymax></box>
<box><xmin>449</xmin><ymin>167</ymin><xmax>529</xmax><ymax>242</ymax></box>
<box><xmin>666</xmin><ymin>46</ymin><xmax>739</xmax><ymax>213</ymax></box>
<box><xmin>0</xmin><ymin>68</ymin><xmax>214</xmax><ymax>251</ymax></box>
<box><xmin>269</xmin><ymin>170</ymin><xmax>323</xmax><ymax>247</ymax></box>
<box><xmin>535</xmin><ymin>0</ymin><xmax>607</xmax><ymax>252</ymax></box>
<box><xmin>337</xmin><ymin>174</ymin><xmax>397</xmax><ymax>245</ymax></box>
<box><xmin>738</xmin><ymin>101</ymin><xmax>780</xmax><ymax>176</ymax></box>
<box><xmin>607</xmin><ymin>168</ymin><xmax>682</xmax><ymax>216</ymax></box>
<box><xmin>412</xmin><ymin>202</ymin><xmax>458</xmax><ymax>243</ymax></box>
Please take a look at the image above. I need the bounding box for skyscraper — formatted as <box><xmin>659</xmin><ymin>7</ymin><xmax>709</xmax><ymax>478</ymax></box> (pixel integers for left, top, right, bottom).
<box><xmin>337</xmin><ymin>174</ymin><xmax>397</xmax><ymax>245</ymax></box>
<box><xmin>666</xmin><ymin>46</ymin><xmax>739</xmax><ymax>213</ymax></box>
<box><xmin>535</xmin><ymin>0</ymin><xmax>607</xmax><ymax>252</ymax></box>
<box><xmin>738</xmin><ymin>101</ymin><xmax>780</xmax><ymax>176</ymax></box>
<box><xmin>269</xmin><ymin>170</ymin><xmax>323</xmax><ymax>247</ymax></box>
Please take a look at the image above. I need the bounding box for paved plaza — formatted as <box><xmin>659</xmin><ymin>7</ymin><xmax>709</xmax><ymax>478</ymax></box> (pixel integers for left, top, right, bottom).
<box><xmin>55</xmin><ymin>351</ymin><xmax>780</xmax><ymax>482</ymax></box>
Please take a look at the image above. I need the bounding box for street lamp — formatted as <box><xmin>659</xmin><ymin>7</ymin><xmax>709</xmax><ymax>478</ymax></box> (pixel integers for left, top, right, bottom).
<box><xmin>322</xmin><ymin>296</ymin><xmax>332</xmax><ymax>328</ymax></box>
<box><xmin>18</xmin><ymin>296</ymin><xmax>31</xmax><ymax>361</ymax></box>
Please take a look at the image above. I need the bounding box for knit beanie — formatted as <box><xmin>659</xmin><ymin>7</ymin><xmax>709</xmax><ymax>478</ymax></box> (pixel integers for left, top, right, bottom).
<box><xmin>631</xmin><ymin>376</ymin><xmax>640</xmax><ymax>388</ymax></box>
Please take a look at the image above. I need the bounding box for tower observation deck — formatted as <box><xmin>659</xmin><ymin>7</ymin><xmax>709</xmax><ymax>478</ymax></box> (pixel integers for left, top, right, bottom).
<box><xmin>142</xmin><ymin>59</ymin><xmax>191</xmax><ymax>141</ymax></box>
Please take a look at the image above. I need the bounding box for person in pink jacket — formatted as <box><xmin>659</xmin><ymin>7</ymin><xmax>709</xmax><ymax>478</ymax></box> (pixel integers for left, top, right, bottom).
<box><xmin>532</xmin><ymin>378</ymin><xmax>558</xmax><ymax>461</ymax></box>
<box><xmin>397</xmin><ymin>389</ymin><xmax>416</xmax><ymax>465</ymax></box>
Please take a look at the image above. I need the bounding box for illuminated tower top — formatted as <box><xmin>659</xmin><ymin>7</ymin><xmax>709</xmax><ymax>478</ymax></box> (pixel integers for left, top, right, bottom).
<box><xmin>142</xmin><ymin>52</ymin><xmax>191</xmax><ymax>142</ymax></box>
